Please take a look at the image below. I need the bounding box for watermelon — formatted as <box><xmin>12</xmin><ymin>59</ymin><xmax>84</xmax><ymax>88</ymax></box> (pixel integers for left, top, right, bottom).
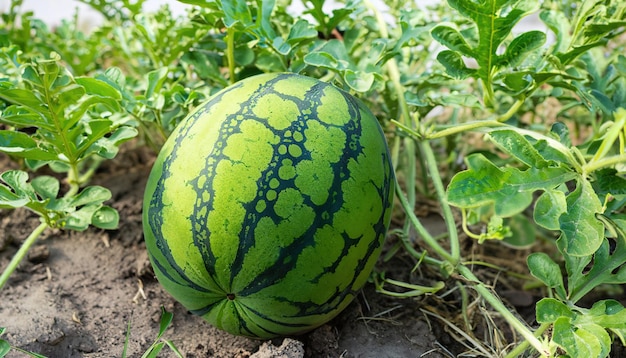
<box><xmin>142</xmin><ymin>72</ymin><xmax>395</xmax><ymax>339</ymax></box>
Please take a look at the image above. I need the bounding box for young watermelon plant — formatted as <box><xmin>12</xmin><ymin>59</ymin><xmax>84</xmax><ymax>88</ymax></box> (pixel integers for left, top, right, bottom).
<box><xmin>0</xmin><ymin>51</ymin><xmax>136</xmax><ymax>289</ymax></box>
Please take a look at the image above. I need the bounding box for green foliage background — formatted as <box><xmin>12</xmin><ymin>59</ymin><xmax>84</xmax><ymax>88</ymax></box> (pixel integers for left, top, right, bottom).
<box><xmin>1</xmin><ymin>0</ymin><xmax>626</xmax><ymax>356</ymax></box>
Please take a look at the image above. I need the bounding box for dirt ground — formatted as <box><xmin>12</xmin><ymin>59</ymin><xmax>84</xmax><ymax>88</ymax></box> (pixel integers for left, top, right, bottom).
<box><xmin>0</xmin><ymin>145</ymin><xmax>459</xmax><ymax>358</ymax></box>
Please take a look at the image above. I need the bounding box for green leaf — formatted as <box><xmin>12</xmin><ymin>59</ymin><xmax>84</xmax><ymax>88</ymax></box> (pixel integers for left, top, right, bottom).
<box><xmin>498</xmin><ymin>30</ymin><xmax>546</xmax><ymax>68</ymax></box>
<box><xmin>502</xmin><ymin>72</ymin><xmax>532</xmax><ymax>93</ymax></box>
<box><xmin>488</xmin><ymin>129</ymin><xmax>552</xmax><ymax>168</ymax></box>
<box><xmin>143</xmin><ymin>342</ymin><xmax>165</xmax><ymax>358</ymax></box>
<box><xmin>436</xmin><ymin>50</ymin><xmax>476</xmax><ymax>79</ymax></box>
<box><xmin>589</xmin><ymin>300</ymin><xmax>626</xmax><ymax>329</ymax></box>
<box><xmin>0</xmin><ymin>88</ymin><xmax>48</xmax><ymax>114</ymax></box>
<box><xmin>271</xmin><ymin>37</ymin><xmax>291</xmax><ymax>56</ymax></box>
<box><xmin>176</xmin><ymin>0</ymin><xmax>214</xmax><ymax>6</ymax></box>
<box><xmin>557</xmin><ymin>41</ymin><xmax>607</xmax><ymax>66</ymax></box>
<box><xmin>70</xmin><ymin>186</ymin><xmax>112</xmax><ymax>207</ymax></box>
<box><xmin>162</xmin><ymin>340</ymin><xmax>184</xmax><ymax>358</ymax></box>
<box><xmin>0</xmin><ymin>130</ymin><xmax>57</xmax><ymax>161</ymax></box>
<box><xmin>158</xmin><ymin>307</ymin><xmax>174</xmax><ymax>338</ymax></box>
<box><xmin>0</xmin><ymin>106</ymin><xmax>53</xmax><ymax>131</ymax></box>
<box><xmin>594</xmin><ymin>168</ymin><xmax>626</xmax><ymax>196</ymax></box>
<box><xmin>31</xmin><ymin>176</ymin><xmax>60</xmax><ymax>200</ymax></box>
<box><xmin>565</xmin><ymin>234</ymin><xmax>626</xmax><ymax>303</ymax></box>
<box><xmin>286</xmin><ymin>19</ymin><xmax>317</xmax><ymax>45</ymax></box>
<box><xmin>326</xmin><ymin>8</ymin><xmax>353</xmax><ymax>33</ymax></box>
<box><xmin>585</xmin><ymin>21</ymin><xmax>626</xmax><ymax>37</ymax></box>
<box><xmin>503</xmin><ymin>214</ymin><xmax>536</xmax><ymax>248</ymax></box>
<box><xmin>144</xmin><ymin>67</ymin><xmax>169</xmax><ymax>99</ymax></box>
<box><xmin>588</xmin><ymin>88</ymin><xmax>615</xmax><ymax>114</ymax></box>
<box><xmin>0</xmin><ymin>184</ymin><xmax>29</xmax><ymax>209</ymax></box>
<box><xmin>222</xmin><ymin>0</ymin><xmax>252</xmax><ymax>28</ymax></box>
<box><xmin>76</xmin><ymin>77</ymin><xmax>122</xmax><ymax>99</ymax></box>
<box><xmin>539</xmin><ymin>10</ymin><xmax>571</xmax><ymax>54</ymax></box>
<box><xmin>233</xmin><ymin>44</ymin><xmax>255</xmax><ymax>67</ymax></box>
<box><xmin>534</xmin><ymin>187</ymin><xmax>567</xmax><ymax>230</ymax></box>
<box><xmin>92</xmin><ymin>206</ymin><xmax>119</xmax><ymax>230</ymax></box>
<box><xmin>0</xmin><ymin>339</ymin><xmax>10</xmax><ymax>356</ymax></box>
<box><xmin>0</xmin><ymin>170</ymin><xmax>36</xmax><ymax>201</ymax></box>
<box><xmin>431</xmin><ymin>25</ymin><xmax>474</xmax><ymax>56</ymax></box>
<box><xmin>557</xmin><ymin>179</ymin><xmax>604</xmax><ymax>257</ymax></box>
<box><xmin>446</xmin><ymin>0</ymin><xmax>539</xmax><ymax>80</ymax></box>
<box><xmin>256</xmin><ymin>0</ymin><xmax>276</xmax><ymax>39</ymax></box>
<box><xmin>51</xmin><ymin>84</ymin><xmax>85</xmax><ymax>116</ymax></box>
<box><xmin>447</xmin><ymin>153</ymin><xmax>575</xmax><ymax>217</ymax></box>
<box><xmin>64</xmin><ymin>204</ymin><xmax>100</xmax><ymax>231</ymax></box>
<box><xmin>536</xmin><ymin>298</ymin><xmax>574</xmax><ymax>323</ymax></box>
<box><xmin>90</xmin><ymin>126</ymin><xmax>138</xmax><ymax>159</ymax></box>
<box><xmin>343</xmin><ymin>70</ymin><xmax>374</xmax><ymax>92</ymax></box>
<box><xmin>64</xmin><ymin>95</ymin><xmax>121</xmax><ymax>131</ymax></box>
<box><xmin>304</xmin><ymin>40</ymin><xmax>351</xmax><ymax>71</ymax></box>
<box><xmin>564</xmin><ymin>322</ymin><xmax>610</xmax><ymax>358</ymax></box>
<box><xmin>528</xmin><ymin>253</ymin><xmax>566</xmax><ymax>299</ymax></box>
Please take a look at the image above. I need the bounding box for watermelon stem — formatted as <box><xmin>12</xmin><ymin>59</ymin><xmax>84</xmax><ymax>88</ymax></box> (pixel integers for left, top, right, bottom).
<box><xmin>396</xmin><ymin>183</ymin><xmax>454</xmax><ymax>264</ymax></box>
<box><xmin>421</xmin><ymin>141</ymin><xmax>461</xmax><ymax>263</ymax></box>
<box><xmin>457</xmin><ymin>265</ymin><xmax>550</xmax><ymax>356</ymax></box>
<box><xmin>0</xmin><ymin>222</ymin><xmax>48</xmax><ymax>291</ymax></box>
<box><xmin>226</xmin><ymin>27</ymin><xmax>236</xmax><ymax>85</ymax></box>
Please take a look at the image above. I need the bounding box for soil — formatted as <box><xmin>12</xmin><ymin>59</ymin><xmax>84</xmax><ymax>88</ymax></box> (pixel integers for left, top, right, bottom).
<box><xmin>0</xmin><ymin>145</ymin><xmax>452</xmax><ymax>358</ymax></box>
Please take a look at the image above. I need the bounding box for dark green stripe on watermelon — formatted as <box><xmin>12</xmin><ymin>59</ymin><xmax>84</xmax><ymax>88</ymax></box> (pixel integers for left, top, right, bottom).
<box><xmin>143</xmin><ymin>73</ymin><xmax>395</xmax><ymax>339</ymax></box>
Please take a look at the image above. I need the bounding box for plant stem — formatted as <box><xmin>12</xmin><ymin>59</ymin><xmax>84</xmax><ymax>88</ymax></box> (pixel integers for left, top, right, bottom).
<box><xmin>421</xmin><ymin>141</ymin><xmax>461</xmax><ymax>264</ymax></box>
<box><xmin>226</xmin><ymin>27</ymin><xmax>236</xmax><ymax>84</ymax></box>
<box><xmin>457</xmin><ymin>264</ymin><xmax>549</xmax><ymax>357</ymax></box>
<box><xmin>396</xmin><ymin>183</ymin><xmax>455</xmax><ymax>263</ymax></box>
<box><xmin>583</xmin><ymin>154</ymin><xmax>626</xmax><ymax>173</ymax></box>
<box><xmin>590</xmin><ymin>108</ymin><xmax>625</xmax><ymax>164</ymax></box>
<box><xmin>504</xmin><ymin>323</ymin><xmax>551</xmax><ymax>358</ymax></box>
<box><xmin>426</xmin><ymin>119</ymin><xmax>505</xmax><ymax>139</ymax></box>
<box><xmin>0</xmin><ymin>221</ymin><xmax>48</xmax><ymax>291</ymax></box>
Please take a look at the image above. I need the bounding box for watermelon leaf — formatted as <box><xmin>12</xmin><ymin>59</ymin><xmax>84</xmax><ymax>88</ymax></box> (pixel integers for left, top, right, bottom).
<box><xmin>447</xmin><ymin>153</ymin><xmax>574</xmax><ymax>218</ymax></box>
<box><xmin>0</xmin><ymin>55</ymin><xmax>136</xmax><ymax>176</ymax></box>
<box><xmin>528</xmin><ymin>253</ymin><xmax>567</xmax><ymax>300</ymax></box>
<box><xmin>432</xmin><ymin>0</ymin><xmax>544</xmax><ymax>106</ymax></box>
<box><xmin>536</xmin><ymin>298</ymin><xmax>619</xmax><ymax>358</ymax></box>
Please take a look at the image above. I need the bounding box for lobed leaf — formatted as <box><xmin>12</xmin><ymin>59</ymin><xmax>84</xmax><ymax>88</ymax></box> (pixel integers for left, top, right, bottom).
<box><xmin>563</xmin><ymin>233</ymin><xmax>626</xmax><ymax>303</ymax></box>
<box><xmin>539</xmin><ymin>10</ymin><xmax>571</xmax><ymax>54</ymax></box>
<box><xmin>447</xmin><ymin>153</ymin><xmax>575</xmax><ymax>218</ymax></box>
<box><xmin>557</xmin><ymin>179</ymin><xmax>604</xmax><ymax>257</ymax></box>
<box><xmin>431</xmin><ymin>25</ymin><xmax>474</xmax><ymax>57</ymax></box>
<box><xmin>498</xmin><ymin>31</ymin><xmax>546</xmax><ymax>68</ymax></box>
<box><xmin>488</xmin><ymin>129</ymin><xmax>552</xmax><ymax>168</ymax></box>
<box><xmin>436</xmin><ymin>50</ymin><xmax>476</xmax><ymax>80</ymax></box>
<box><xmin>222</xmin><ymin>0</ymin><xmax>252</xmax><ymax>28</ymax></box>
<box><xmin>589</xmin><ymin>300</ymin><xmax>626</xmax><ymax>329</ymax></box>
<box><xmin>0</xmin><ymin>170</ymin><xmax>36</xmax><ymax>202</ymax></box>
<box><xmin>286</xmin><ymin>19</ymin><xmax>318</xmax><ymax>46</ymax></box>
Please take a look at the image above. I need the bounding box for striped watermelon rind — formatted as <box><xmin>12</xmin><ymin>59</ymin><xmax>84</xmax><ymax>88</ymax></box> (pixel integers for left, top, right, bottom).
<box><xmin>143</xmin><ymin>73</ymin><xmax>395</xmax><ymax>339</ymax></box>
